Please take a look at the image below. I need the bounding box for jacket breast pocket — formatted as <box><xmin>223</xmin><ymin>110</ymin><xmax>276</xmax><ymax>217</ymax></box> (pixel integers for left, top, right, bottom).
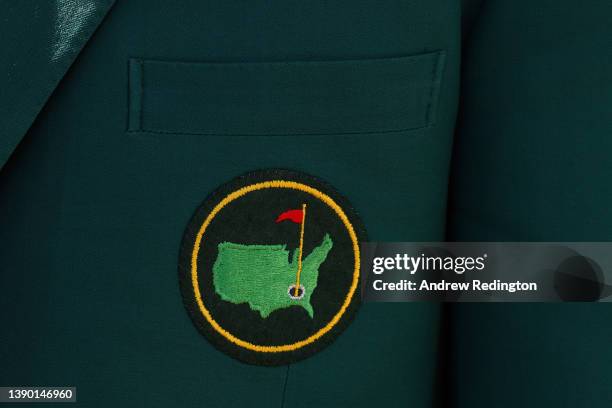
<box><xmin>127</xmin><ymin>51</ymin><xmax>445</xmax><ymax>136</ymax></box>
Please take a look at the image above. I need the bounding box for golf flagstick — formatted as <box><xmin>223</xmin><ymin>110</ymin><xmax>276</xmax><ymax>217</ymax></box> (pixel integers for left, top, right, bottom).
<box><xmin>294</xmin><ymin>203</ymin><xmax>307</xmax><ymax>297</ymax></box>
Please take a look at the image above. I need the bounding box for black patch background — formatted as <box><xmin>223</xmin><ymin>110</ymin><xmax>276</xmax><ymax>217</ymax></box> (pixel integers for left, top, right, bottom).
<box><xmin>178</xmin><ymin>169</ymin><xmax>366</xmax><ymax>366</ymax></box>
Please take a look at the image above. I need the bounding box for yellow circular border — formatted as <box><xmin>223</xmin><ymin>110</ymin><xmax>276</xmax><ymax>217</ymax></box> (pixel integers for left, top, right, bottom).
<box><xmin>190</xmin><ymin>180</ymin><xmax>360</xmax><ymax>353</ymax></box>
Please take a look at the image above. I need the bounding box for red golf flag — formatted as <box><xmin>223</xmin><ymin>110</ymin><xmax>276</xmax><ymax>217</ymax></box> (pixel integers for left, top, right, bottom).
<box><xmin>275</xmin><ymin>209</ymin><xmax>304</xmax><ymax>224</ymax></box>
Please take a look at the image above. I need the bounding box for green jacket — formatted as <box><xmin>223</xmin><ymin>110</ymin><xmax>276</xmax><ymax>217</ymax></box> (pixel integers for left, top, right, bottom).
<box><xmin>1</xmin><ymin>1</ymin><xmax>611</xmax><ymax>407</ymax></box>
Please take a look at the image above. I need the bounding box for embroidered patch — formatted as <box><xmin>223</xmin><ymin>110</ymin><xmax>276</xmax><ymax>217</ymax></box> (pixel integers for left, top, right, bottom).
<box><xmin>178</xmin><ymin>169</ymin><xmax>366</xmax><ymax>365</ymax></box>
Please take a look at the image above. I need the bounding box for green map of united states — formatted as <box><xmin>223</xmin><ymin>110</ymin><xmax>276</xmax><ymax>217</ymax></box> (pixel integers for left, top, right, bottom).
<box><xmin>212</xmin><ymin>234</ymin><xmax>333</xmax><ymax>318</ymax></box>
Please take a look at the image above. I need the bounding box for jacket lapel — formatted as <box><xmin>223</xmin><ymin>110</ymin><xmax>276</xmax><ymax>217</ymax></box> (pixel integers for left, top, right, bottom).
<box><xmin>0</xmin><ymin>0</ymin><xmax>116</xmax><ymax>171</ymax></box>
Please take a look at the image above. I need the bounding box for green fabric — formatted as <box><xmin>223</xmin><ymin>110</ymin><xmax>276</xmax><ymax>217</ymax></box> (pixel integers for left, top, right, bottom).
<box><xmin>4</xmin><ymin>0</ymin><xmax>610</xmax><ymax>407</ymax></box>
<box><xmin>213</xmin><ymin>234</ymin><xmax>333</xmax><ymax>318</ymax></box>
<box><xmin>128</xmin><ymin>53</ymin><xmax>445</xmax><ymax>135</ymax></box>
<box><xmin>1</xmin><ymin>1</ymin><xmax>458</xmax><ymax>406</ymax></box>
<box><xmin>0</xmin><ymin>0</ymin><xmax>115</xmax><ymax>171</ymax></box>
<box><xmin>447</xmin><ymin>1</ymin><xmax>612</xmax><ymax>407</ymax></box>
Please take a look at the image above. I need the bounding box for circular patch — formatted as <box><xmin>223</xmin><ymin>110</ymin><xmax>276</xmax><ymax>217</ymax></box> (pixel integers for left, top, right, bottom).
<box><xmin>178</xmin><ymin>169</ymin><xmax>366</xmax><ymax>365</ymax></box>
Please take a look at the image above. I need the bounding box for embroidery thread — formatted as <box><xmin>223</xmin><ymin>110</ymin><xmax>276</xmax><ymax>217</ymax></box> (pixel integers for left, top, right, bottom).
<box><xmin>178</xmin><ymin>169</ymin><xmax>366</xmax><ymax>365</ymax></box>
